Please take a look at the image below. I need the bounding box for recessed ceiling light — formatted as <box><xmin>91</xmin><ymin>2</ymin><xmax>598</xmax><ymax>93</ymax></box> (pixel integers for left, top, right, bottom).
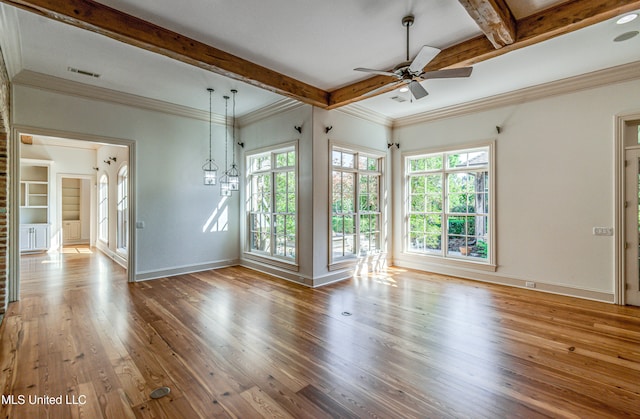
<box><xmin>616</xmin><ymin>13</ymin><xmax>638</xmax><ymax>24</ymax></box>
<box><xmin>399</xmin><ymin>87</ymin><xmax>409</xmax><ymax>93</ymax></box>
<box><xmin>614</xmin><ymin>31</ymin><xmax>639</xmax><ymax>42</ymax></box>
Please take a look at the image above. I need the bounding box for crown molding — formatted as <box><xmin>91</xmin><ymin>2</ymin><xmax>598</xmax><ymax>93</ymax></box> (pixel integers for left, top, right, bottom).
<box><xmin>0</xmin><ymin>4</ymin><xmax>23</xmax><ymax>79</ymax></box>
<box><xmin>237</xmin><ymin>98</ymin><xmax>304</xmax><ymax>127</ymax></box>
<box><xmin>337</xmin><ymin>103</ymin><xmax>393</xmax><ymax>128</ymax></box>
<box><xmin>394</xmin><ymin>60</ymin><xmax>640</xmax><ymax>128</ymax></box>
<box><xmin>12</xmin><ymin>70</ymin><xmax>229</xmax><ymax>125</ymax></box>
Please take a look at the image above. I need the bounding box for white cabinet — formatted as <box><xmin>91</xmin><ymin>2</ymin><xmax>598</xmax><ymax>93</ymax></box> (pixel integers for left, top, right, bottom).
<box><xmin>20</xmin><ymin>224</ymin><xmax>50</xmax><ymax>252</ymax></box>
<box><xmin>20</xmin><ymin>159</ymin><xmax>52</xmax><ymax>252</ymax></box>
<box><xmin>63</xmin><ymin>220</ymin><xmax>81</xmax><ymax>243</ymax></box>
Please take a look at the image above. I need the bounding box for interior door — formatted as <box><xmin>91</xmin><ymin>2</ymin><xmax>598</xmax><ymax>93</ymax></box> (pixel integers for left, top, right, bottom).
<box><xmin>624</xmin><ymin>147</ymin><xmax>640</xmax><ymax>306</ymax></box>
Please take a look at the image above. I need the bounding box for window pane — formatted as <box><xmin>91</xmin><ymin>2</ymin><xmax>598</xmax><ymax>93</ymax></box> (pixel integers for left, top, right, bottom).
<box><xmin>358</xmin><ymin>156</ymin><xmax>368</xmax><ymax>170</ymax></box>
<box><xmin>410</xmin><ymin>158</ymin><xmax>425</xmax><ymax>172</ymax></box>
<box><xmin>411</xmin><ymin>194</ymin><xmax>425</xmax><ymax>212</ymax></box>
<box><xmin>447</xmin><ymin>150</ymin><xmax>488</xmax><ymax>169</ymax></box>
<box><xmin>410</xmin><ymin>176</ymin><xmax>425</xmax><ymax>194</ymax></box>
<box><xmin>342</xmin><ymin>152</ymin><xmax>355</xmax><ymax>168</ymax></box>
<box><xmin>332</xmin><ymin>150</ymin><xmax>342</xmax><ymax>166</ymax></box>
<box><xmin>426</xmin><ymin>155</ymin><xmax>443</xmax><ymax>170</ymax></box>
<box><xmin>276</xmin><ymin>153</ymin><xmax>285</xmax><ymax>168</ymax></box>
<box><xmin>410</xmin><ymin>214</ymin><xmax>425</xmax><ymax>233</ymax></box>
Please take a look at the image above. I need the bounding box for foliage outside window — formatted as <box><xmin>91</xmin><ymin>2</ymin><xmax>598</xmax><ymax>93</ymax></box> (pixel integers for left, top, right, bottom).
<box><xmin>98</xmin><ymin>174</ymin><xmax>108</xmax><ymax>243</ymax></box>
<box><xmin>247</xmin><ymin>144</ymin><xmax>297</xmax><ymax>263</ymax></box>
<box><xmin>331</xmin><ymin>145</ymin><xmax>383</xmax><ymax>264</ymax></box>
<box><xmin>117</xmin><ymin>165</ymin><xmax>128</xmax><ymax>253</ymax></box>
<box><xmin>406</xmin><ymin>145</ymin><xmax>492</xmax><ymax>263</ymax></box>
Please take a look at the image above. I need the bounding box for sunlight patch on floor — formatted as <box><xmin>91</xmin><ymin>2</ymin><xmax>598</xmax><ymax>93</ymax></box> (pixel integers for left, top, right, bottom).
<box><xmin>61</xmin><ymin>246</ymin><xmax>93</xmax><ymax>254</ymax></box>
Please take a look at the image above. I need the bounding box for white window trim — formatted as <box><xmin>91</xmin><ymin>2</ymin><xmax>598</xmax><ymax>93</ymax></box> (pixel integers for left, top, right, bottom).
<box><xmin>402</xmin><ymin>140</ymin><xmax>496</xmax><ymax>271</ymax></box>
<box><xmin>116</xmin><ymin>164</ymin><xmax>128</xmax><ymax>256</ymax></box>
<box><xmin>98</xmin><ymin>173</ymin><xmax>109</xmax><ymax>244</ymax></box>
<box><xmin>328</xmin><ymin>140</ymin><xmax>386</xmax><ymax>270</ymax></box>
<box><xmin>244</xmin><ymin>140</ymin><xmax>299</xmax><ymax>270</ymax></box>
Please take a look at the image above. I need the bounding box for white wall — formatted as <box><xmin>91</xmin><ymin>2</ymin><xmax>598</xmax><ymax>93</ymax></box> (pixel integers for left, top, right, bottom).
<box><xmin>393</xmin><ymin>78</ymin><xmax>640</xmax><ymax>301</ymax></box>
<box><xmin>21</xmin><ymin>142</ymin><xmax>96</xmax><ymax>250</ymax></box>
<box><xmin>14</xmin><ymin>85</ymin><xmax>240</xmax><ymax>280</ymax></box>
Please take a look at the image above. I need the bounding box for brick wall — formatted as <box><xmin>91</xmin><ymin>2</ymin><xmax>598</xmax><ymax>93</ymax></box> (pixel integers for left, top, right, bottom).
<box><xmin>0</xmin><ymin>47</ymin><xmax>10</xmax><ymax>322</ymax></box>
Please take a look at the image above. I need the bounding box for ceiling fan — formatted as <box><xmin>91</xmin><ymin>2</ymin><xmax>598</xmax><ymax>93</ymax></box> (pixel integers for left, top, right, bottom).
<box><xmin>355</xmin><ymin>15</ymin><xmax>473</xmax><ymax>100</ymax></box>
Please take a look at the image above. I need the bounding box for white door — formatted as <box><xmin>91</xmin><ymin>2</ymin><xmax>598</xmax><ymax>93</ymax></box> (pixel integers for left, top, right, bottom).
<box><xmin>19</xmin><ymin>226</ymin><xmax>31</xmax><ymax>251</ymax></box>
<box><xmin>624</xmin><ymin>148</ymin><xmax>640</xmax><ymax>306</ymax></box>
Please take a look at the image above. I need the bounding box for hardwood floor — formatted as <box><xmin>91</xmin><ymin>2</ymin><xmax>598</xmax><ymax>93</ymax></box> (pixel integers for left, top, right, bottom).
<box><xmin>1</xmin><ymin>249</ymin><xmax>639</xmax><ymax>418</ymax></box>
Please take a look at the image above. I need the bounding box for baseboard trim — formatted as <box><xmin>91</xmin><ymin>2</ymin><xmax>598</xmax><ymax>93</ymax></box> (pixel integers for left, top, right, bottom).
<box><xmin>239</xmin><ymin>259</ymin><xmax>355</xmax><ymax>287</ymax></box>
<box><xmin>240</xmin><ymin>258</ymin><xmax>311</xmax><ymax>286</ymax></box>
<box><xmin>136</xmin><ymin>259</ymin><xmax>240</xmax><ymax>282</ymax></box>
<box><xmin>95</xmin><ymin>244</ymin><xmax>127</xmax><ymax>269</ymax></box>
<box><xmin>393</xmin><ymin>256</ymin><xmax>614</xmax><ymax>303</ymax></box>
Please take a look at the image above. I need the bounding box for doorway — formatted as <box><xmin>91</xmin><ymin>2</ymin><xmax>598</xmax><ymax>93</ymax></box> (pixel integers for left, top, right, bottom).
<box><xmin>10</xmin><ymin>126</ymin><xmax>136</xmax><ymax>302</ymax></box>
<box><xmin>60</xmin><ymin>176</ymin><xmax>92</xmax><ymax>246</ymax></box>
<box><xmin>620</xmin><ymin>116</ymin><xmax>640</xmax><ymax>306</ymax></box>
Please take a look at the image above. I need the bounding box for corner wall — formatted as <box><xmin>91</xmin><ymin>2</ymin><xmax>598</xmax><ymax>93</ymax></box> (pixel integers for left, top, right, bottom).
<box><xmin>393</xmin><ymin>78</ymin><xmax>640</xmax><ymax>302</ymax></box>
<box><xmin>12</xmin><ymin>84</ymin><xmax>240</xmax><ymax>282</ymax></box>
<box><xmin>0</xmin><ymin>47</ymin><xmax>9</xmax><ymax>321</ymax></box>
<box><xmin>238</xmin><ymin>104</ymin><xmax>391</xmax><ymax>286</ymax></box>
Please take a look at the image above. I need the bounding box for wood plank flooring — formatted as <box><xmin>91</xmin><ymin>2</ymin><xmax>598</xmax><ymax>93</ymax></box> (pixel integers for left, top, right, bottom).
<box><xmin>1</xmin><ymin>248</ymin><xmax>639</xmax><ymax>418</ymax></box>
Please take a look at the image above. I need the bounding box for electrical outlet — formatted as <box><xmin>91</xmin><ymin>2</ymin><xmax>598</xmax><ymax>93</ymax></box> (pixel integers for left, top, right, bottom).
<box><xmin>525</xmin><ymin>281</ymin><xmax>536</xmax><ymax>288</ymax></box>
<box><xmin>593</xmin><ymin>227</ymin><xmax>613</xmax><ymax>236</ymax></box>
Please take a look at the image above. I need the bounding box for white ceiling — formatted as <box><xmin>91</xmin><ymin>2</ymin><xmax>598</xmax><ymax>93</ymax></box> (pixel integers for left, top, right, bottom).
<box><xmin>1</xmin><ymin>0</ymin><xmax>639</xmax><ymax>121</ymax></box>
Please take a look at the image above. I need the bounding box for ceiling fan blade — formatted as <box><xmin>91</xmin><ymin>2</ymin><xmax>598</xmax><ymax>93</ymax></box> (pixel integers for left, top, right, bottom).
<box><xmin>420</xmin><ymin>67</ymin><xmax>473</xmax><ymax>80</ymax></box>
<box><xmin>408</xmin><ymin>80</ymin><xmax>428</xmax><ymax>100</ymax></box>
<box><xmin>354</xmin><ymin>67</ymin><xmax>398</xmax><ymax>77</ymax></box>
<box><xmin>408</xmin><ymin>46</ymin><xmax>441</xmax><ymax>75</ymax></box>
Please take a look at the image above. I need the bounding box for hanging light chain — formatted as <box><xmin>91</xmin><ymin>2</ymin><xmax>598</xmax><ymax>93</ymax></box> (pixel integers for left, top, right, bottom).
<box><xmin>208</xmin><ymin>88</ymin><xmax>213</xmax><ymax>162</ymax></box>
<box><xmin>231</xmin><ymin>89</ymin><xmax>237</xmax><ymax>167</ymax></box>
<box><xmin>223</xmin><ymin>95</ymin><xmax>229</xmax><ymax>173</ymax></box>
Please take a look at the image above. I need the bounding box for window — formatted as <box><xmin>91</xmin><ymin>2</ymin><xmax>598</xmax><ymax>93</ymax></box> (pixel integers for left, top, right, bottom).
<box><xmin>246</xmin><ymin>143</ymin><xmax>297</xmax><ymax>264</ymax></box>
<box><xmin>330</xmin><ymin>144</ymin><xmax>384</xmax><ymax>265</ymax></box>
<box><xmin>406</xmin><ymin>144</ymin><xmax>494</xmax><ymax>265</ymax></box>
<box><xmin>117</xmin><ymin>165</ymin><xmax>128</xmax><ymax>253</ymax></box>
<box><xmin>98</xmin><ymin>174</ymin><xmax>108</xmax><ymax>243</ymax></box>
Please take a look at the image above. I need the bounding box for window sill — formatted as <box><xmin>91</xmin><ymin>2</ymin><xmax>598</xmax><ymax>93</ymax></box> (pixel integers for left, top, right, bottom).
<box><xmin>243</xmin><ymin>252</ymin><xmax>299</xmax><ymax>272</ymax></box>
<box><xmin>403</xmin><ymin>251</ymin><xmax>497</xmax><ymax>272</ymax></box>
<box><xmin>329</xmin><ymin>252</ymin><xmax>387</xmax><ymax>272</ymax></box>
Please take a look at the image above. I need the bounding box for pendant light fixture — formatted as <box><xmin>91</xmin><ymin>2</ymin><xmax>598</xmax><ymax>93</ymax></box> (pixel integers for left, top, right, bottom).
<box><xmin>219</xmin><ymin>94</ymin><xmax>232</xmax><ymax>197</ymax></box>
<box><xmin>227</xmin><ymin>89</ymin><xmax>240</xmax><ymax>191</ymax></box>
<box><xmin>202</xmin><ymin>88</ymin><xmax>218</xmax><ymax>185</ymax></box>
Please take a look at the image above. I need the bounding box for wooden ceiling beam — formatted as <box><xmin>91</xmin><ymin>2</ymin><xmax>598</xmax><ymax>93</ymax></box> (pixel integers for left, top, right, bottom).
<box><xmin>457</xmin><ymin>0</ymin><xmax>516</xmax><ymax>49</ymax></box>
<box><xmin>3</xmin><ymin>0</ymin><xmax>640</xmax><ymax>111</ymax></box>
<box><xmin>329</xmin><ymin>0</ymin><xmax>640</xmax><ymax>109</ymax></box>
<box><xmin>0</xmin><ymin>0</ymin><xmax>330</xmax><ymax>108</ymax></box>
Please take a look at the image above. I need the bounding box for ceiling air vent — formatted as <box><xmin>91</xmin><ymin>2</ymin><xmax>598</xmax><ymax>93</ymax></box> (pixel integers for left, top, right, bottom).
<box><xmin>67</xmin><ymin>67</ymin><xmax>101</xmax><ymax>78</ymax></box>
<box><xmin>390</xmin><ymin>95</ymin><xmax>407</xmax><ymax>103</ymax></box>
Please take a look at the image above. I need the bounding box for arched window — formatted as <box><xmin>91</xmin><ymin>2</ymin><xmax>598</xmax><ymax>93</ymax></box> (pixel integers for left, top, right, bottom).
<box><xmin>117</xmin><ymin>165</ymin><xmax>128</xmax><ymax>253</ymax></box>
<box><xmin>98</xmin><ymin>174</ymin><xmax>108</xmax><ymax>243</ymax></box>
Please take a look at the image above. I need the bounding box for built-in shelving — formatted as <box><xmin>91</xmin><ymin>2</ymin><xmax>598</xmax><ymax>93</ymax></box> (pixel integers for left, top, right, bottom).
<box><xmin>20</xmin><ymin>159</ymin><xmax>51</xmax><ymax>251</ymax></box>
<box><xmin>62</xmin><ymin>178</ymin><xmax>81</xmax><ymax>221</ymax></box>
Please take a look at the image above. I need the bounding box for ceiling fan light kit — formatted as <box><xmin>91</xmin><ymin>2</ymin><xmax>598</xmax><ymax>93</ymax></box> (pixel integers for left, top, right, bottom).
<box><xmin>354</xmin><ymin>15</ymin><xmax>473</xmax><ymax>101</ymax></box>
